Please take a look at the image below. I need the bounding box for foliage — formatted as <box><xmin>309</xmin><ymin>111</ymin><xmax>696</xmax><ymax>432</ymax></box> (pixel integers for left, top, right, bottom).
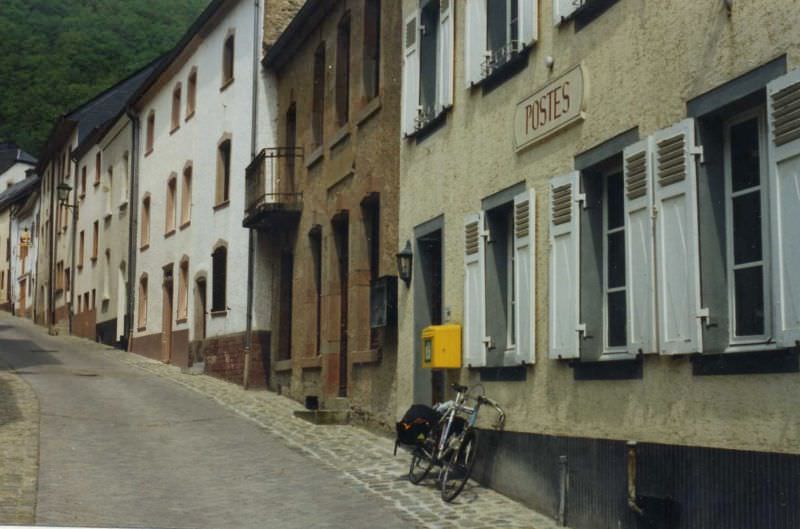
<box><xmin>0</xmin><ymin>0</ymin><xmax>209</xmax><ymax>156</ymax></box>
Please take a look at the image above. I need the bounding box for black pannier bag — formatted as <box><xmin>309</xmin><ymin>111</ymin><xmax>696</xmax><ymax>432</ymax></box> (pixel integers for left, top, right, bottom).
<box><xmin>394</xmin><ymin>404</ymin><xmax>441</xmax><ymax>454</ymax></box>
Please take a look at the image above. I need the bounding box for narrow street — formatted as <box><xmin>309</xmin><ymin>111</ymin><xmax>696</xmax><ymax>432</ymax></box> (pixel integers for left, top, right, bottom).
<box><xmin>0</xmin><ymin>313</ymin><xmax>553</xmax><ymax>529</ymax></box>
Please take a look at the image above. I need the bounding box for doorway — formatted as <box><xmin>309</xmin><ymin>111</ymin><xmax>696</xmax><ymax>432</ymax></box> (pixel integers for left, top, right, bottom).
<box><xmin>162</xmin><ymin>266</ymin><xmax>174</xmax><ymax>363</ymax></box>
<box><xmin>19</xmin><ymin>278</ymin><xmax>27</xmax><ymax>318</ymax></box>
<box><xmin>277</xmin><ymin>251</ymin><xmax>294</xmax><ymax>360</ymax></box>
<box><xmin>413</xmin><ymin>219</ymin><xmax>444</xmax><ymax>405</ymax></box>
<box><xmin>333</xmin><ymin>213</ymin><xmax>349</xmax><ymax>397</ymax></box>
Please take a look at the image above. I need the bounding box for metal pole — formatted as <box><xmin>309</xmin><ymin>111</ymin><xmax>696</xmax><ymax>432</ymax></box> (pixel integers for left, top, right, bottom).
<box><xmin>125</xmin><ymin>108</ymin><xmax>141</xmax><ymax>351</ymax></box>
<box><xmin>68</xmin><ymin>155</ymin><xmax>79</xmax><ymax>335</ymax></box>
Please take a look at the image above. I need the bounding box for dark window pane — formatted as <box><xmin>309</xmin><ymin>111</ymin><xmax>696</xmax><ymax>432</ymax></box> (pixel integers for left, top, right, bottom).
<box><xmin>606</xmin><ymin>172</ymin><xmax>624</xmax><ymax>229</ymax></box>
<box><xmin>734</xmin><ymin>266</ymin><xmax>765</xmax><ymax>336</ymax></box>
<box><xmin>730</xmin><ymin>118</ymin><xmax>760</xmax><ymax>192</ymax></box>
<box><xmin>607</xmin><ymin>231</ymin><xmax>625</xmax><ymax>288</ymax></box>
<box><xmin>608</xmin><ymin>291</ymin><xmax>627</xmax><ymax>347</ymax></box>
<box><xmin>732</xmin><ymin>191</ymin><xmax>762</xmax><ymax>264</ymax></box>
<box><xmin>487</xmin><ymin>0</ymin><xmax>508</xmax><ymax>54</ymax></box>
<box><xmin>419</xmin><ymin>1</ymin><xmax>439</xmax><ymax>115</ymax></box>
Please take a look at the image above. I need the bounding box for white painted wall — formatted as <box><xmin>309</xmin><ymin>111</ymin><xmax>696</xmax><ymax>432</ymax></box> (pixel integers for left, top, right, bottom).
<box><xmin>0</xmin><ymin>162</ymin><xmax>34</xmax><ymax>190</ymax></box>
<box><xmin>10</xmin><ymin>194</ymin><xmax>40</xmax><ymax>317</ymax></box>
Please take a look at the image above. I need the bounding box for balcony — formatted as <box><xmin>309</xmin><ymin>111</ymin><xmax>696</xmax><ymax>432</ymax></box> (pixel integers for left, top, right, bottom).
<box><xmin>243</xmin><ymin>147</ymin><xmax>304</xmax><ymax>230</ymax></box>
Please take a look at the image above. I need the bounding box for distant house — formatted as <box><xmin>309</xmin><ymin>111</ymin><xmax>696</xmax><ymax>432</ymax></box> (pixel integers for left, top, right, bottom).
<box><xmin>0</xmin><ymin>173</ymin><xmax>40</xmax><ymax>317</ymax></box>
<box><xmin>0</xmin><ymin>141</ymin><xmax>36</xmax><ymax>189</ymax></box>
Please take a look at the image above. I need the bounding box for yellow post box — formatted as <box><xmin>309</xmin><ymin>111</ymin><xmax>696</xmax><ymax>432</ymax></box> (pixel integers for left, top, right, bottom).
<box><xmin>421</xmin><ymin>324</ymin><xmax>462</xmax><ymax>369</ymax></box>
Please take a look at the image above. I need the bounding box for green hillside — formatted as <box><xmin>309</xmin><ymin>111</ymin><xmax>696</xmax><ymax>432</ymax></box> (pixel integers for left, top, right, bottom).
<box><xmin>0</xmin><ymin>0</ymin><xmax>209</xmax><ymax>156</ymax></box>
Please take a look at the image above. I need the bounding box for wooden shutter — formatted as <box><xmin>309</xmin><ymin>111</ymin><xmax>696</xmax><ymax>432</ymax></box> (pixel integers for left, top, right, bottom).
<box><xmin>623</xmin><ymin>138</ymin><xmax>657</xmax><ymax>354</ymax></box>
<box><xmin>548</xmin><ymin>171</ymin><xmax>581</xmax><ymax>359</ymax></box>
<box><xmin>464</xmin><ymin>212</ymin><xmax>487</xmax><ymax>367</ymax></box>
<box><xmin>518</xmin><ymin>0</ymin><xmax>538</xmax><ymax>46</ymax></box>
<box><xmin>513</xmin><ymin>189</ymin><xmax>536</xmax><ymax>365</ymax></box>
<box><xmin>767</xmin><ymin>69</ymin><xmax>800</xmax><ymax>347</ymax></box>
<box><xmin>464</xmin><ymin>0</ymin><xmax>487</xmax><ymax>87</ymax></box>
<box><xmin>553</xmin><ymin>0</ymin><xmax>582</xmax><ymax>25</ymax></box>
<box><xmin>653</xmin><ymin>119</ymin><xmax>704</xmax><ymax>355</ymax></box>
<box><xmin>402</xmin><ymin>11</ymin><xmax>420</xmax><ymax>136</ymax></box>
<box><xmin>437</xmin><ymin>0</ymin><xmax>454</xmax><ymax>109</ymax></box>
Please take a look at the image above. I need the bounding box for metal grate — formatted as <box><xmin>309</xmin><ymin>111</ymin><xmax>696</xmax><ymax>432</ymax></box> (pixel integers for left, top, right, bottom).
<box><xmin>515</xmin><ymin>200</ymin><xmax>530</xmax><ymax>238</ymax></box>
<box><xmin>405</xmin><ymin>18</ymin><xmax>416</xmax><ymax>48</ymax></box>
<box><xmin>625</xmin><ymin>151</ymin><xmax>648</xmax><ymax>199</ymax></box>
<box><xmin>772</xmin><ymin>81</ymin><xmax>800</xmax><ymax>146</ymax></box>
<box><xmin>551</xmin><ymin>184</ymin><xmax>572</xmax><ymax>225</ymax></box>
<box><xmin>465</xmin><ymin>221</ymin><xmax>480</xmax><ymax>255</ymax></box>
<box><xmin>656</xmin><ymin>134</ymin><xmax>685</xmax><ymax>186</ymax></box>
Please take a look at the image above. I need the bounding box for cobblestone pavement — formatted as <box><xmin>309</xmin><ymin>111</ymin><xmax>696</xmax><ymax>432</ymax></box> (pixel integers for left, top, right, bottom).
<box><xmin>0</xmin><ymin>358</ymin><xmax>39</xmax><ymax>524</ymax></box>
<box><xmin>102</xmin><ymin>349</ymin><xmax>560</xmax><ymax>529</ymax></box>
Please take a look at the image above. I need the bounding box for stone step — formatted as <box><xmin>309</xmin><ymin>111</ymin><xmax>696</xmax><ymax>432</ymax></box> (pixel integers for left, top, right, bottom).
<box><xmin>325</xmin><ymin>397</ymin><xmax>350</xmax><ymax>411</ymax></box>
<box><xmin>293</xmin><ymin>409</ymin><xmax>349</xmax><ymax>425</ymax></box>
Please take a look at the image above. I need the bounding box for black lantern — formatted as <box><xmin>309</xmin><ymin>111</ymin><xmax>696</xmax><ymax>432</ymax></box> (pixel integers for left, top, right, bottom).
<box><xmin>56</xmin><ymin>182</ymin><xmax>73</xmax><ymax>205</ymax></box>
<box><xmin>396</xmin><ymin>240</ymin><xmax>413</xmax><ymax>287</ymax></box>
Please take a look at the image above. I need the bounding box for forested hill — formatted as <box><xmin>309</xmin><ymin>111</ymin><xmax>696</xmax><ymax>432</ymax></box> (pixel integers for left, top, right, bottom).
<box><xmin>0</xmin><ymin>0</ymin><xmax>209</xmax><ymax>155</ymax></box>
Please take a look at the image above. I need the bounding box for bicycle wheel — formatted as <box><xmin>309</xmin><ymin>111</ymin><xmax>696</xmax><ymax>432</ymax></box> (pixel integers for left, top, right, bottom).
<box><xmin>441</xmin><ymin>431</ymin><xmax>477</xmax><ymax>502</ymax></box>
<box><xmin>408</xmin><ymin>445</ymin><xmax>434</xmax><ymax>484</ymax></box>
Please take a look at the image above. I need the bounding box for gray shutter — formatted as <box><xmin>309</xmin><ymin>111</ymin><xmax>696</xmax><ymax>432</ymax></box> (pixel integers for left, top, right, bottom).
<box><xmin>518</xmin><ymin>0</ymin><xmax>538</xmax><ymax>46</ymax></box>
<box><xmin>437</xmin><ymin>0</ymin><xmax>454</xmax><ymax>109</ymax></box>
<box><xmin>548</xmin><ymin>171</ymin><xmax>581</xmax><ymax>359</ymax></box>
<box><xmin>464</xmin><ymin>0</ymin><xmax>487</xmax><ymax>87</ymax></box>
<box><xmin>553</xmin><ymin>0</ymin><xmax>583</xmax><ymax>25</ymax></box>
<box><xmin>402</xmin><ymin>11</ymin><xmax>420</xmax><ymax>136</ymax></box>
<box><xmin>653</xmin><ymin>119</ymin><xmax>705</xmax><ymax>355</ymax></box>
<box><xmin>512</xmin><ymin>188</ymin><xmax>536</xmax><ymax>364</ymax></box>
<box><xmin>464</xmin><ymin>212</ymin><xmax>488</xmax><ymax>367</ymax></box>
<box><xmin>767</xmin><ymin>69</ymin><xmax>800</xmax><ymax>347</ymax></box>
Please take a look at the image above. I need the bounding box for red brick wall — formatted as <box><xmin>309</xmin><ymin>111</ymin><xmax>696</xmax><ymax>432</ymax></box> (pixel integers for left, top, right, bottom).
<box><xmin>200</xmin><ymin>330</ymin><xmax>270</xmax><ymax>387</ymax></box>
<box><xmin>73</xmin><ymin>309</ymin><xmax>97</xmax><ymax>340</ymax></box>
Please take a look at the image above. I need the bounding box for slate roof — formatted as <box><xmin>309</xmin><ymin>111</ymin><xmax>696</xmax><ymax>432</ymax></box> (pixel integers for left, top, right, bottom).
<box><xmin>0</xmin><ymin>141</ymin><xmax>37</xmax><ymax>176</ymax></box>
<box><xmin>0</xmin><ymin>175</ymin><xmax>41</xmax><ymax>212</ymax></box>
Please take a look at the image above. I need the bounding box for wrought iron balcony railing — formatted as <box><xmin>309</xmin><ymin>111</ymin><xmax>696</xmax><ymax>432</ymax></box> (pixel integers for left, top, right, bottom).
<box><xmin>244</xmin><ymin>147</ymin><xmax>304</xmax><ymax>226</ymax></box>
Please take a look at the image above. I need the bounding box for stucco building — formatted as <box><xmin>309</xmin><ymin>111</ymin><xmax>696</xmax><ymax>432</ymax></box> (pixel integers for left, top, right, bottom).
<box><xmin>0</xmin><ymin>174</ymin><xmax>39</xmax><ymax>315</ymax></box>
<box><xmin>397</xmin><ymin>0</ymin><xmax>800</xmax><ymax>527</ymax></box>
<box><xmin>254</xmin><ymin>0</ymin><xmax>402</xmax><ymax>426</ymax></box>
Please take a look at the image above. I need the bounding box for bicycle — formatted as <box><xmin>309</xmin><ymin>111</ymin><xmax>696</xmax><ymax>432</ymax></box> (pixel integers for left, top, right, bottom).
<box><xmin>408</xmin><ymin>383</ymin><xmax>506</xmax><ymax>502</ymax></box>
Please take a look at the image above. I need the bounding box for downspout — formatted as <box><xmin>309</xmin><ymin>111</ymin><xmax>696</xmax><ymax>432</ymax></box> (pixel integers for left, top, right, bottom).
<box><xmin>47</xmin><ymin>160</ymin><xmax>55</xmax><ymax>332</ymax></box>
<box><xmin>243</xmin><ymin>0</ymin><xmax>261</xmax><ymax>389</ymax></box>
<box><xmin>68</xmin><ymin>154</ymin><xmax>79</xmax><ymax>334</ymax></box>
<box><xmin>125</xmin><ymin>108</ymin><xmax>141</xmax><ymax>351</ymax></box>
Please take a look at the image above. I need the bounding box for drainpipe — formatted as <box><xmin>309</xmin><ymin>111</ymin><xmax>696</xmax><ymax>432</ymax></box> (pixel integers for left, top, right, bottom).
<box><xmin>125</xmin><ymin>108</ymin><xmax>141</xmax><ymax>351</ymax></box>
<box><xmin>68</xmin><ymin>154</ymin><xmax>79</xmax><ymax>334</ymax></box>
<box><xmin>47</xmin><ymin>157</ymin><xmax>56</xmax><ymax>333</ymax></box>
<box><xmin>243</xmin><ymin>0</ymin><xmax>261</xmax><ymax>389</ymax></box>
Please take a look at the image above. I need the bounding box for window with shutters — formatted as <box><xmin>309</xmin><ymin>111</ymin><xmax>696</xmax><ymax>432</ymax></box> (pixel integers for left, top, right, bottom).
<box><xmin>171</xmin><ymin>83</ymin><xmax>182</xmax><ymax>132</ymax></box>
<box><xmin>602</xmin><ymin>171</ymin><xmax>627</xmax><ymax>351</ymax></box>
<box><xmin>485</xmin><ymin>0</ymin><xmax>519</xmax><ymax>75</ymax></box>
<box><xmin>486</xmin><ymin>204</ymin><xmax>516</xmax><ymax>355</ymax></box>
<box><xmin>211</xmin><ymin>246</ymin><xmax>227</xmax><ymax>313</ymax></box>
<box><xmin>418</xmin><ymin>1</ymin><xmax>440</xmax><ymax>124</ymax></box>
<box><xmin>312</xmin><ymin>43</ymin><xmax>326</xmax><ymax>147</ymax></box>
<box><xmin>336</xmin><ymin>12</ymin><xmax>351</xmax><ymax>126</ymax></box>
<box><xmin>363</xmin><ymin>0</ymin><xmax>381</xmax><ymax>101</ymax></box>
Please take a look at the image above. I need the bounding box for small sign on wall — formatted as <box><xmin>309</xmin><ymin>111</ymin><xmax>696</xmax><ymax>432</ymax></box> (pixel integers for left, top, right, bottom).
<box><xmin>514</xmin><ymin>65</ymin><xmax>586</xmax><ymax>152</ymax></box>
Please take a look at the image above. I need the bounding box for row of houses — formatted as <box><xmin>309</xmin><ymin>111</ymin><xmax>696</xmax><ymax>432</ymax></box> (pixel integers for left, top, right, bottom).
<box><xmin>4</xmin><ymin>0</ymin><xmax>800</xmax><ymax>527</ymax></box>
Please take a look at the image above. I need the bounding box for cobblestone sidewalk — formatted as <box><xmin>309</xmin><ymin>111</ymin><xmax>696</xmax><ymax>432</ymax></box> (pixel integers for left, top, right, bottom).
<box><xmin>0</xmin><ymin>363</ymin><xmax>39</xmax><ymax>524</ymax></box>
<box><xmin>98</xmin><ymin>347</ymin><xmax>560</xmax><ymax>529</ymax></box>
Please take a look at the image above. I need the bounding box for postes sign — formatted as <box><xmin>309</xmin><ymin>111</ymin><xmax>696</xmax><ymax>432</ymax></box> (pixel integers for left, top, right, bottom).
<box><xmin>514</xmin><ymin>66</ymin><xmax>586</xmax><ymax>152</ymax></box>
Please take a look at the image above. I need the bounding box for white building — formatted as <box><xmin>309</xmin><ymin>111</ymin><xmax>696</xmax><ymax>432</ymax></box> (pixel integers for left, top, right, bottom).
<box><xmin>0</xmin><ymin>142</ymin><xmax>36</xmax><ymax>189</ymax></box>
<box><xmin>9</xmin><ymin>182</ymin><xmax>41</xmax><ymax>319</ymax></box>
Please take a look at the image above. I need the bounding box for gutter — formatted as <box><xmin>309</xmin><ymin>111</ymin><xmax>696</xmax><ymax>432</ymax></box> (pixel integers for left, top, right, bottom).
<box><xmin>125</xmin><ymin>107</ymin><xmax>141</xmax><ymax>350</ymax></box>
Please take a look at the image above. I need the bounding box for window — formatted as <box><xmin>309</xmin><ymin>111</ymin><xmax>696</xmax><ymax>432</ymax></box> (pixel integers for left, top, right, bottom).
<box><xmin>312</xmin><ymin>43</ymin><xmax>326</xmax><ymax>147</ymax></box>
<box><xmin>103</xmin><ymin>250</ymin><xmax>111</xmax><ymax>301</ymax></box>
<box><xmin>65</xmin><ymin>267</ymin><xmax>70</xmax><ymax>294</ymax></box>
<box><xmin>92</xmin><ymin>289</ymin><xmax>96</xmax><ymax>310</ymax></box>
<box><xmin>181</xmin><ymin>164</ymin><xmax>192</xmax><ymax>226</ymax></box>
<box><xmin>121</xmin><ymin>152</ymin><xmax>129</xmax><ymax>205</ymax></box>
<box><xmin>84</xmin><ymin>292</ymin><xmax>90</xmax><ymax>313</ymax></box>
<box><xmin>95</xmin><ymin>152</ymin><xmax>101</xmax><ymax>185</ymax></box>
<box><xmin>81</xmin><ymin>166</ymin><xmax>87</xmax><ymax>197</ymax></box>
<box><xmin>222</xmin><ymin>34</ymin><xmax>235</xmax><ymax>87</ymax></box>
<box><xmin>336</xmin><ymin>12</ymin><xmax>351</xmax><ymax>126</ymax></box>
<box><xmin>178</xmin><ymin>260</ymin><xmax>189</xmax><ymax>320</ymax></box>
<box><xmin>285</xmin><ymin>104</ymin><xmax>297</xmax><ymax>189</ymax></box>
<box><xmin>401</xmin><ymin>0</ymin><xmax>453</xmax><ymax>135</ymax></box>
<box><xmin>464</xmin><ymin>0</ymin><xmax>536</xmax><ymax>85</ymax></box>
<box><xmin>602</xmin><ymin>172</ymin><xmax>627</xmax><ymax>350</ymax></box>
<box><xmin>92</xmin><ymin>221</ymin><xmax>99</xmax><ymax>261</ymax></box>
<box><xmin>106</xmin><ymin>166</ymin><xmax>113</xmax><ymax>214</ymax></box>
<box><xmin>56</xmin><ymin>261</ymin><xmax>64</xmax><ymax>291</ymax></box>
<box><xmin>211</xmin><ymin>246</ymin><xmax>227</xmax><ymax>312</ymax></box>
<box><xmin>166</xmin><ymin>175</ymin><xmax>177</xmax><ymax>234</ymax></box>
<box><xmin>79</xmin><ymin>231</ymin><xmax>85</xmax><ymax>268</ymax></box>
<box><xmin>146</xmin><ymin>111</ymin><xmax>155</xmax><ymax>154</ymax></box>
<box><xmin>463</xmin><ymin>188</ymin><xmax>535</xmax><ymax>367</ymax></box>
<box><xmin>216</xmin><ymin>139</ymin><xmax>231</xmax><ymax>206</ymax></box>
<box><xmin>138</xmin><ymin>275</ymin><xmax>148</xmax><ymax>329</ymax></box>
<box><xmin>363</xmin><ymin>0</ymin><xmax>381</xmax><ymax>100</ymax></box>
<box><xmin>140</xmin><ymin>196</ymin><xmax>150</xmax><ymax>248</ymax></box>
<box><xmin>365</xmin><ymin>200</ymin><xmax>381</xmax><ymax>348</ymax></box>
<box><xmin>186</xmin><ymin>68</ymin><xmax>197</xmax><ymax>118</ymax></box>
<box><xmin>724</xmin><ymin>111</ymin><xmax>770</xmax><ymax>343</ymax></box>
<box><xmin>171</xmin><ymin>83</ymin><xmax>182</xmax><ymax>132</ymax></box>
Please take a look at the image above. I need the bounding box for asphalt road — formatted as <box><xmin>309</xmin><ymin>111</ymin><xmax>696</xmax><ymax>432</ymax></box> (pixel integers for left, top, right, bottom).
<box><xmin>0</xmin><ymin>317</ymin><xmax>408</xmax><ymax>529</ymax></box>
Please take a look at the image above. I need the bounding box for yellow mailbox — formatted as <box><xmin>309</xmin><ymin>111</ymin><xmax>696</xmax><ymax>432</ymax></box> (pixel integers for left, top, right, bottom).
<box><xmin>421</xmin><ymin>324</ymin><xmax>462</xmax><ymax>369</ymax></box>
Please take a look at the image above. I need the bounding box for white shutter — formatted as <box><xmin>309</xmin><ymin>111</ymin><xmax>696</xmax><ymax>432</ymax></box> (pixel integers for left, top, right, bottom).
<box><xmin>653</xmin><ymin>119</ymin><xmax>704</xmax><ymax>355</ymax></box>
<box><xmin>548</xmin><ymin>171</ymin><xmax>581</xmax><ymax>359</ymax></box>
<box><xmin>464</xmin><ymin>212</ymin><xmax>488</xmax><ymax>367</ymax></box>
<box><xmin>464</xmin><ymin>0</ymin><xmax>487</xmax><ymax>87</ymax></box>
<box><xmin>518</xmin><ymin>0</ymin><xmax>538</xmax><ymax>47</ymax></box>
<box><xmin>437</xmin><ymin>0</ymin><xmax>454</xmax><ymax>109</ymax></box>
<box><xmin>553</xmin><ymin>0</ymin><xmax>583</xmax><ymax>26</ymax></box>
<box><xmin>402</xmin><ymin>11</ymin><xmax>420</xmax><ymax>136</ymax></box>
<box><xmin>623</xmin><ymin>138</ymin><xmax>656</xmax><ymax>354</ymax></box>
<box><xmin>512</xmin><ymin>189</ymin><xmax>536</xmax><ymax>365</ymax></box>
<box><xmin>767</xmin><ymin>69</ymin><xmax>800</xmax><ymax>348</ymax></box>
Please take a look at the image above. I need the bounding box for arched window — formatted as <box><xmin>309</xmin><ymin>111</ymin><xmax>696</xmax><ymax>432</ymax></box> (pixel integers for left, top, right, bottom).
<box><xmin>181</xmin><ymin>163</ymin><xmax>192</xmax><ymax>225</ymax></box>
<box><xmin>222</xmin><ymin>34</ymin><xmax>235</xmax><ymax>86</ymax></box>
<box><xmin>186</xmin><ymin>68</ymin><xmax>197</xmax><ymax>118</ymax></box>
<box><xmin>171</xmin><ymin>83</ymin><xmax>182</xmax><ymax>131</ymax></box>
<box><xmin>146</xmin><ymin>111</ymin><xmax>155</xmax><ymax>154</ymax></box>
<box><xmin>138</xmin><ymin>275</ymin><xmax>148</xmax><ymax>329</ymax></box>
<box><xmin>216</xmin><ymin>139</ymin><xmax>231</xmax><ymax>206</ymax></box>
<box><xmin>178</xmin><ymin>259</ymin><xmax>189</xmax><ymax>320</ymax></box>
<box><xmin>211</xmin><ymin>246</ymin><xmax>227</xmax><ymax>312</ymax></box>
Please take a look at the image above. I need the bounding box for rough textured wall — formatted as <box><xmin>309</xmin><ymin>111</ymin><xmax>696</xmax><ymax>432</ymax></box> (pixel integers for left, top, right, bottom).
<box><xmin>397</xmin><ymin>0</ymin><xmax>800</xmax><ymax>454</ymax></box>
<box><xmin>262</xmin><ymin>0</ymin><xmax>305</xmax><ymax>49</ymax></box>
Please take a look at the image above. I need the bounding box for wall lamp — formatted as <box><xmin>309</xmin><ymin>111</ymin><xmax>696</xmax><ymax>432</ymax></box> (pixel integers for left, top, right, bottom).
<box><xmin>56</xmin><ymin>182</ymin><xmax>76</xmax><ymax>209</ymax></box>
<box><xmin>396</xmin><ymin>240</ymin><xmax>413</xmax><ymax>287</ymax></box>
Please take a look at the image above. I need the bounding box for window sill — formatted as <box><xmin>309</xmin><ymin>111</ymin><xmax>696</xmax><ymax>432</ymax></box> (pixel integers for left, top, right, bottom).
<box><xmin>179</xmin><ymin>220</ymin><xmax>191</xmax><ymax>230</ymax></box>
<box><xmin>351</xmin><ymin>348</ymin><xmax>381</xmax><ymax>365</ymax></box>
<box><xmin>328</xmin><ymin>125</ymin><xmax>350</xmax><ymax>150</ymax></box>
<box><xmin>472</xmin><ymin>46</ymin><xmax>531</xmax><ymax>94</ymax></box>
<box><xmin>274</xmin><ymin>359</ymin><xmax>293</xmax><ymax>372</ymax></box>
<box><xmin>164</xmin><ymin>229</ymin><xmax>176</xmax><ymax>239</ymax></box>
<box><xmin>185</xmin><ymin>110</ymin><xmax>195</xmax><ymax>122</ymax></box>
<box><xmin>295</xmin><ymin>355</ymin><xmax>322</xmax><ymax>370</ymax></box>
<box><xmin>210</xmin><ymin>309</ymin><xmax>228</xmax><ymax>318</ymax></box>
<box><xmin>140</xmin><ymin>244</ymin><xmax>150</xmax><ymax>252</ymax></box>
<box><xmin>213</xmin><ymin>200</ymin><xmax>230</xmax><ymax>212</ymax></box>
<box><xmin>220</xmin><ymin>77</ymin><xmax>234</xmax><ymax>92</ymax></box>
<box><xmin>170</xmin><ymin>125</ymin><xmax>180</xmax><ymax>135</ymax></box>
<box><xmin>305</xmin><ymin>146</ymin><xmax>324</xmax><ymax>168</ymax></box>
<box><xmin>356</xmin><ymin>97</ymin><xmax>382</xmax><ymax>127</ymax></box>
<box><xmin>406</xmin><ymin>107</ymin><xmax>449</xmax><ymax>142</ymax></box>
<box><xmin>176</xmin><ymin>317</ymin><xmax>188</xmax><ymax>325</ymax></box>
